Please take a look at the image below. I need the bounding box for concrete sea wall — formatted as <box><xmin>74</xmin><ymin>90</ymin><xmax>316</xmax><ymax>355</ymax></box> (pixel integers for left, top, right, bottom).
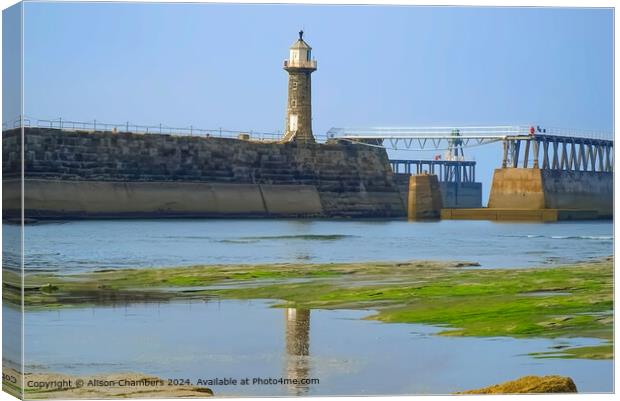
<box><xmin>439</xmin><ymin>182</ymin><xmax>482</xmax><ymax>208</ymax></box>
<box><xmin>2</xmin><ymin>128</ymin><xmax>406</xmax><ymax>218</ymax></box>
<box><xmin>2</xmin><ymin>179</ymin><xmax>327</xmax><ymax>218</ymax></box>
<box><xmin>488</xmin><ymin>168</ymin><xmax>612</xmax><ymax>217</ymax></box>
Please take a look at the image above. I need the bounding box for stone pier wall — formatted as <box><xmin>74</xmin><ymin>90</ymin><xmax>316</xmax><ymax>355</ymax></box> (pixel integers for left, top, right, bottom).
<box><xmin>2</xmin><ymin>128</ymin><xmax>406</xmax><ymax>218</ymax></box>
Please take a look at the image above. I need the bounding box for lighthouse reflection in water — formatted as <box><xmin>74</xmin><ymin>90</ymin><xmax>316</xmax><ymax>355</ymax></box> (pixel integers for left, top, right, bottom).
<box><xmin>285</xmin><ymin>308</ymin><xmax>311</xmax><ymax>395</ymax></box>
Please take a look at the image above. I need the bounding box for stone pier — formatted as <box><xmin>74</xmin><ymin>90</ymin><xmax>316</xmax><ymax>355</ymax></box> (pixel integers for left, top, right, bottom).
<box><xmin>2</xmin><ymin>127</ymin><xmax>407</xmax><ymax>219</ymax></box>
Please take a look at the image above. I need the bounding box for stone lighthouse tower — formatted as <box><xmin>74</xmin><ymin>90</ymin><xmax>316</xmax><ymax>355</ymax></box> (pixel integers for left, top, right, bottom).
<box><xmin>282</xmin><ymin>31</ymin><xmax>317</xmax><ymax>143</ymax></box>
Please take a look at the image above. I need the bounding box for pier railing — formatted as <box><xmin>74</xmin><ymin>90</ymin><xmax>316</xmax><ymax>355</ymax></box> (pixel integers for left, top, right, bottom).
<box><xmin>283</xmin><ymin>59</ymin><xmax>317</xmax><ymax>69</ymax></box>
<box><xmin>2</xmin><ymin>116</ymin><xmax>315</xmax><ymax>142</ymax></box>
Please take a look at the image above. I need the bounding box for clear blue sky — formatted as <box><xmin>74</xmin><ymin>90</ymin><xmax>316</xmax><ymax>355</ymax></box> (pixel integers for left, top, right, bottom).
<box><xmin>13</xmin><ymin>3</ymin><xmax>616</xmax><ymax>202</ymax></box>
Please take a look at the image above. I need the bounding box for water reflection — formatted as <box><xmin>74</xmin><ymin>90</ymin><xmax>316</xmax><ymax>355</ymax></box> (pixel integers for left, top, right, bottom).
<box><xmin>284</xmin><ymin>308</ymin><xmax>310</xmax><ymax>395</ymax></box>
<box><xmin>18</xmin><ymin>300</ymin><xmax>613</xmax><ymax>395</ymax></box>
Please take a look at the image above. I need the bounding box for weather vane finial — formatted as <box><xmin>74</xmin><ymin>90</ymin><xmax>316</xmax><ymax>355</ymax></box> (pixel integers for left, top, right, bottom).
<box><xmin>299</xmin><ymin>30</ymin><xmax>304</xmax><ymax>40</ymax></box>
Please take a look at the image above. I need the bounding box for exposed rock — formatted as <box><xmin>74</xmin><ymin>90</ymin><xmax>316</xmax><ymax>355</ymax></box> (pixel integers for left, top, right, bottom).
<box><xmin>459</xmin><ymin>375</ymin><xmax>577</xmax><ymax>394</ymax></box>
<box><xmin>452</xmin><ymin>261</ymin><xmax>481</xmax><ymax>267</ymax></box>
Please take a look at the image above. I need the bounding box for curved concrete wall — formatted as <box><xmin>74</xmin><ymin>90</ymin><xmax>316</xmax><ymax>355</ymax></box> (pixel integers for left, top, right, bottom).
<box><xmin>4</xmin><ymin>179</ymin><xmax>324</xmax><ymax>218</ymax></box>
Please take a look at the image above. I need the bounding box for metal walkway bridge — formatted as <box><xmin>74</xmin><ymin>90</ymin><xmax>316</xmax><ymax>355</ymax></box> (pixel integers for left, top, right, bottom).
<box><xmin>328</xmin><ymin>125</ymin><xmax>614</xmax><ymax>173</ymax></box>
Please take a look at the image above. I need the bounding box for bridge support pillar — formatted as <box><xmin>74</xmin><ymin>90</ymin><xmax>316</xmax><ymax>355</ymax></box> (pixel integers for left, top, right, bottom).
<box><xmin>488</xmin><ymin>167</ymin><xmax>612</xmax><ymax>217</ymax></box>
<box><xmin>407</xmin><ymin>174</ymin><xmax>443</xmax><ymax>220</ymax></box>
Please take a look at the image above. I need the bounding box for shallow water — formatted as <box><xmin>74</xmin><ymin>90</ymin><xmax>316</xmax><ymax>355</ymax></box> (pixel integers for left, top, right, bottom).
<box><xmin>4</xmin><ymin>219</ymin><xmax>613</xmax><ymax>395</ymax></box>
<box><xmin>7</xmin><ymin>300</ymin><xmax>611</xmax><ymax>396</ymax></box>
<box><xmin>5</xmin><ymin>219</ymin><xmax>613</xmax><ymax>273</ymax></box>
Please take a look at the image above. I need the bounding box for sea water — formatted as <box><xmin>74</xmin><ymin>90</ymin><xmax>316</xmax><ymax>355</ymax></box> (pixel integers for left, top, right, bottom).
<box><xmin>4</xmin><ymin>219</ymin><xmax>613</xmax><ymax>273</ymax></box>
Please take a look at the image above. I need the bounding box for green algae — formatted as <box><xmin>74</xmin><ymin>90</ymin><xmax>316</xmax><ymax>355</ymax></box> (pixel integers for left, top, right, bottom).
<box><xmin>4</xmin><ymin>258</ymin><xmax>613</xmax><ymax>359</ymax></box>
<box><xmin>529</xmin><ymin>343</ymin><xmax>613</xmax><ymax>360</ymax></box>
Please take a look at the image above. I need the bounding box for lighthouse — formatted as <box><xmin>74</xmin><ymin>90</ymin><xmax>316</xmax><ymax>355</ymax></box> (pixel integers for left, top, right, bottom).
<box><xmin>282</xmin><ymin>31</ymin><xmax>317</xmax><ymax>143</ymax></box>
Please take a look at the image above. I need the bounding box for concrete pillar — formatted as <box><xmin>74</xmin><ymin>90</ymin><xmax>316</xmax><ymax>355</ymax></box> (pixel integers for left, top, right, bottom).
<box><xmin>407</xmin><ymin>174</ymin><xmax>443</xmax><ymax>220</ymax></box>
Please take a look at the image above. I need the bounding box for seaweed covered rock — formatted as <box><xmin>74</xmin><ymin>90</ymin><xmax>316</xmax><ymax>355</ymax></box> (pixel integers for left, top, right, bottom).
<box><xmin>459</xmin><ymin>375</ymin><xmax>577</xmax><ymax>394</ymax></box>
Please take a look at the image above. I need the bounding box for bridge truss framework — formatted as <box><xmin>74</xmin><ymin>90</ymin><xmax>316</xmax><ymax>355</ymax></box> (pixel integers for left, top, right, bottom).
<box><xmin>330</xmin><ymin>125</ymin><xmax>613</xmax><ymax>173</ymax></box>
